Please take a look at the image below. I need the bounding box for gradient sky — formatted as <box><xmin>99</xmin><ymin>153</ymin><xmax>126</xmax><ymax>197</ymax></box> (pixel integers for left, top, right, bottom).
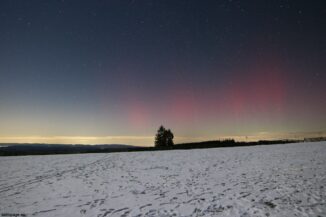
<box><xmin>0</xmin><ymin>0</ymin><xmax>325</xmax><ymax>146</ymax></box>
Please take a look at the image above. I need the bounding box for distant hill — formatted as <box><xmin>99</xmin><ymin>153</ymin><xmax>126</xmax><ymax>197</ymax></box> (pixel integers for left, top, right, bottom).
<box><xmin>0</xmin><ymin>143</ymin><xmax>140</xmax><ymax>156</ymax></box>
<box><xmin>1</xmin><ymin>138</ymin><xmax>322</xmax><ymax>156</ymax></box>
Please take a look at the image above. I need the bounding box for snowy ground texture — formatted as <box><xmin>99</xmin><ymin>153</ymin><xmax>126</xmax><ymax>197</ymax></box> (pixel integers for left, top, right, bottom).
<box><xmin>0</xmin><ymin>142</ymin><xmax>325</xmax><ymax>217</ymax></box>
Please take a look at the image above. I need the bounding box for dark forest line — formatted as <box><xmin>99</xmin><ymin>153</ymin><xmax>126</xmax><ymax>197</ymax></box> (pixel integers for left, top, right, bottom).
<box><xmin>1</xmin><ymin>137</ymin><xmax>325</xmax><ymax>156</ymax></box>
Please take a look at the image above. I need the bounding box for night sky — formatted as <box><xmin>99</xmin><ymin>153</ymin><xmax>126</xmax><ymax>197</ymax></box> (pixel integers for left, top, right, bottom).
<box><xmin>0</xmin><ymin>0</ymin><xmax>325</xmax><ymax>146</ymax></box>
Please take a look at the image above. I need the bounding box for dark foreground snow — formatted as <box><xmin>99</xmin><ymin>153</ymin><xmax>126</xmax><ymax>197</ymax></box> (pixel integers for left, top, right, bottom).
<box><xmin>0</xmin><ymin>142</ymin><xmax>325</xmax><ymax>217</ymax></box>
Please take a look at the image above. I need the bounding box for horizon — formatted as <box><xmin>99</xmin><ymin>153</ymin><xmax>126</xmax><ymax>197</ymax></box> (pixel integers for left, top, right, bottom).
<box><xmin>1</xmin><ymin>1</ymin><xmax>325</xmax><ymax>146</ymax></box>
<box><xmin>0</xmin><ymin>130</ymin><xmax>325</xmax><ymax>147</ymax></box>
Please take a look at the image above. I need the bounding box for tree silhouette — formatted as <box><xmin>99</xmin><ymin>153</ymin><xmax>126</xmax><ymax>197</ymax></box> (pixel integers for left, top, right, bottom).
<box><xmin>165</xmin><ymin>129</ymin><xmax>174</xmax><ymax>146</ymax></box>
<box><xmin>155</xmin><ymin>125</ymin><xmax>174</xmax><ymax>148</ymax></box>
<box><xmin>155</xmin><ymin>125</ymin><xmax>166</xmax><ymax>147</ymax></box>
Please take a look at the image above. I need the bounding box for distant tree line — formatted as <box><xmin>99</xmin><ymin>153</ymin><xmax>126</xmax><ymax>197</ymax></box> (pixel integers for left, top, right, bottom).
<box><xmin>0</xmin><ymin>126</ymin><xmax>311</xmax><ymax>156</ymax></box>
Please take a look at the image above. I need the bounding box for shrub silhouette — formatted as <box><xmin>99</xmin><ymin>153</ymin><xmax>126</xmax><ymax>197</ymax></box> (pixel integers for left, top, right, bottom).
<box><xmin>155</xmin><ymin>125</ymin><xmax>174</xmax><ymax>148</ymax></box>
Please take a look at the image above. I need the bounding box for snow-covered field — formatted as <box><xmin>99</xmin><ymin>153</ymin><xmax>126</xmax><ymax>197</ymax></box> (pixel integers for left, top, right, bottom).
<box><xmin>0</xmin><ymin>142</ymin><xmax>325</xmax><ymax>217</ymax></box>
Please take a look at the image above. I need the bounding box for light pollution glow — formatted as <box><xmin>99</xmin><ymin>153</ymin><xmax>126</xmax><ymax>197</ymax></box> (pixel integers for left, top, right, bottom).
<box><xmin>1</xmin><ymin>131</ymin><xmax>325</xmax><ymax>147</ymax></box>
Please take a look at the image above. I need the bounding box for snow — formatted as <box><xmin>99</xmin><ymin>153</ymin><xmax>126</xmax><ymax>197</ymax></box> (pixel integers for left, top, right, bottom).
<box><xmin>0</xmin><ymin>142</ymin><xmax>325</xmax><ymax>217</ymax></box>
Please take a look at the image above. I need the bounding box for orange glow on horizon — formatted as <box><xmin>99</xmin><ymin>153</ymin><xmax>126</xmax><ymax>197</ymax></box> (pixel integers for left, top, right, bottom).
<box><xmin>0</xmin><ymin>131</ymin><xmax>325</xmax><ymax>147</ymax></box>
